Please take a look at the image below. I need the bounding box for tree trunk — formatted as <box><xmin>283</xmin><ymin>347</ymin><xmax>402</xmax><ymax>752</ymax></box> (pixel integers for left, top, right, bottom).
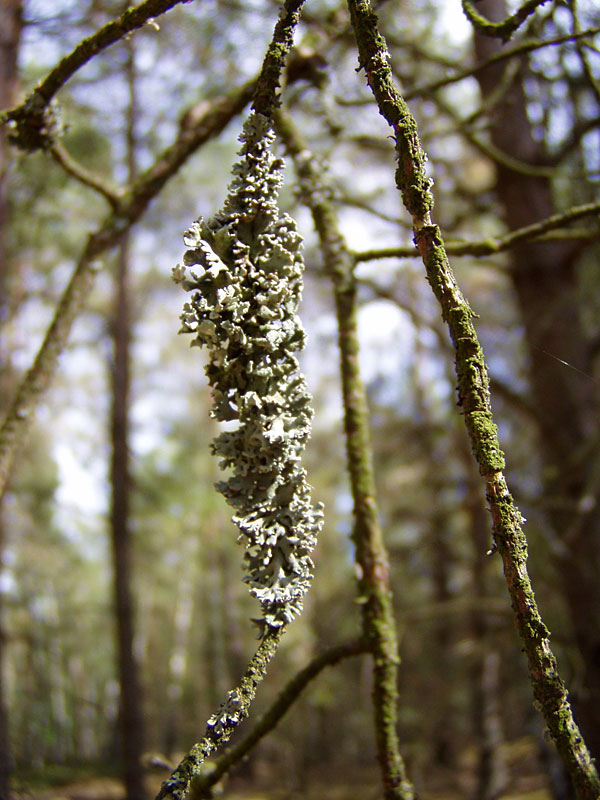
<box><xmin>473</xmin><ymin>0</ymin><xmax>600</xmax><ymax>758</ymax></box>
<box><xmin>108</xmin><ymin>36</ymin><xmax>146</xmax><ymax>800</ymax></box>
<box><xmin>110</xmin><ymin>230</ymin><xmax>146</xmax><ymax>800</ymax></box>
<box><xmin>0</xmin><ymin>2</ymin><xmax>23</xmax><ymax>795</ymax></box>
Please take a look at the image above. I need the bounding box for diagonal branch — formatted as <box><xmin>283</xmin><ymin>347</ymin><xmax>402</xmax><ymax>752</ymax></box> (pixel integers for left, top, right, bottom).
<box><xmin>0</xmin><ymin>79</ymin><xmax>256</xmax><ymax>499</ymax></box>
<box><xmin>190</xmin><ymin>638</ymin><xmax>369</xmax><ymax>798</ymax></box>
<box><xmin>275</xmin><ymin>106</ymin><xmax>416</xmax><ymax>800</ymax></box>
<box><xmin>405</xmin><ymin>26</ymin><xmax>600</xmax><ymax>101</ymax></box>
<box><xmin>347</xmin><ymin>1</ymin><xmax>600</xmax><ymax>797</ymax></box>
<box><xmin>155</xmin><ymin>628</ymin><xmax>284</xmax><ymax>800</ymax></box>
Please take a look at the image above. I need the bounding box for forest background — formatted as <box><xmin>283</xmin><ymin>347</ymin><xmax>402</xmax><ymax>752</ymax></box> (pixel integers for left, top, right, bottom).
<box><xmin>0</xmin><ymin>0</ymin><xmax>599</xmax><ymax>799</ymax></box>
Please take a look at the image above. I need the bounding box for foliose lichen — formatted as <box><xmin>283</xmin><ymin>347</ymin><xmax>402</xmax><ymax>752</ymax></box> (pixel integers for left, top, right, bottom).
<box><xmin>173</xmin><ymin>112</ymin><xmax>324</xmax><ymax>634</ymax></box>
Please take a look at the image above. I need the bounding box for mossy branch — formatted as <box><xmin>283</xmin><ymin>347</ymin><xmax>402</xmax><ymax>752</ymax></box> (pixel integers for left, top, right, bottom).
<box><xmin>461</xmin><ymin>0</ymin><xmax>550</xmax><ymax>42</ymax></box>
<box><xmin>251</xmin><ymin>0</ymin><xmax>306</xmax><ymax>118</ymax></box>
<box><xmin>275</xmin><ymin>106</ymin><xmax>415</xmax><ymax>800</ymax></box>
<box><xmin>0</xmin><ymin>80</ymin><xmax>256</xmax><ymax>499</ymax></box>
<box><xmin>347</xmin><ymin>1</ymin><xmax>600</xmax><ymax>797</ymax></box>
<box><xmin>353</xmin><ymin>200</ymin><xmax>600</xmax><ymax>262</ymax></box>
<box><xmin>190</xmin><ymin>638</ymin><xmax>368</xmax><ymax>798</ymax></box>
<box><xmin>155</xmin><ymin>628</ymin><xmax>283</xmax><ymax>800</ymax></box>
<box><xmin>1</xmin><ymin>0</ymin><xmax>187</xmax><ymax>151</ymax></box>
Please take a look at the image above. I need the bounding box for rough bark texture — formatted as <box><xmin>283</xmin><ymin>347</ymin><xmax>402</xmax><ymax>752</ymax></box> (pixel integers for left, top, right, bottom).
<box><xmin>473</xmin><ymin>0</ymin><xmax>600</xmax><ymax>759</ymax></box>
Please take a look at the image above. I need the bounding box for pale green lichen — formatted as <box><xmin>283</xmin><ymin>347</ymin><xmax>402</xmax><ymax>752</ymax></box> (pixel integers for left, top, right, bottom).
<box><xmin>173</xmin><ymin>112</ymin><xmax>323</xmax><ymax>633</ymax></box>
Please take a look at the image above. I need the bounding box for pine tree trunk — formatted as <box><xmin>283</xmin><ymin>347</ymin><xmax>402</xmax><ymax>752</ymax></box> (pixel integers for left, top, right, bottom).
<box><xmin>473</xmin><ymin>0</ymin><xmax>600</xmax><ymax>758</ymax></box>
<box><xmin>108</xmin><ymin>36</ymin><xmax>146</xmax><ymax>800</ymax></box>
<box><xmin>110</xmin><ymin>231</ymin><xmax>146</xmax><ymax>800</ymax></box>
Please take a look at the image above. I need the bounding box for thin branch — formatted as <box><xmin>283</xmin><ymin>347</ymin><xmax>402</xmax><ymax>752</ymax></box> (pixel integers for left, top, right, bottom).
<box><xmin>0</xmin><ymin>80</ymin><xmax>256</xmax><ymax>499</ymax></box>
<box><xmin>275</xmin><ymin>106</ymin><xmax>416</xmax><ymax>800</ymax></box>
<box><xmin>251</xmin><ymin>0</ymin><xmax>306</xmax><ymax>118</ymax></box>
<box><xmin>461</xmin><ymin>0</ymin><xmax>551</xmax><ymax>42</ymax></box>
<box><xmin>190</xmin><ymin>638</ymin><xmax>369</xmax><ymax>798</ymax></box>
<box><xmin>353</xmin><ymin>201</ymin><xmax>600</xmax><ymax>262</ymax></box>
<box><xmin>155</xmin><ymin>629</ymin><xmax>284</xmax><ymax>800</ymax></box>
<box><xmin>347</xmin><ymin>1</ymin><xmax>600</xmax><ymax>797</ymax></box>
<box><xmin>49</xmin><ymin>142</ymin><xmax>123</xmax><ymax>208</ymax></box>
<box><xmin>1</xmin><ymin>0</ymin><xmax>189</xmax><ymax>151</ymax></box>
<box><xmin>548</xmin><ymin>114</ymin><xmax>600</xmax><ymax>167</ymax></box>
<box><xmin>405</xmin><ymin>26</ymin><xmax>600</xmax><ymax>101</ymax></box>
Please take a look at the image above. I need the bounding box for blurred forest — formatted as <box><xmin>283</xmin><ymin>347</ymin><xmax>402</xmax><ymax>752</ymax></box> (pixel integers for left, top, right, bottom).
<box><xmin>0</xmin><ymin>0</ymin><xmax>599</xmax><ymax>799</ymax></box>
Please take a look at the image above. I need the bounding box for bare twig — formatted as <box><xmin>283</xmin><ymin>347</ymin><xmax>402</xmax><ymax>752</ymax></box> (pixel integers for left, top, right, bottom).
<box><xmin>405</xmin><ymin>26</ymin><xmax>600</xmax><ymax>101</ymax></box>
<box><xmin>49</xmin><ymin>142</ymin><xmax>123</xmax><ymax>207</ymax></box>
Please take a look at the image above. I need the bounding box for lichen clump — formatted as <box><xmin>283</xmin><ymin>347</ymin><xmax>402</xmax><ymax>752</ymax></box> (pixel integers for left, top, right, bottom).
<box><xmin>173</xmin><ymin>112</ymin><xmax>323</xmax><ymax>633</ymax></box>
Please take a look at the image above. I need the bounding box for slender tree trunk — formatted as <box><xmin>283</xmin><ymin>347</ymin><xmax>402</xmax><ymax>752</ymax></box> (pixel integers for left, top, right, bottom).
<box><xmin>109</xmin><ymin>37</ymin><xmax>146</xmax><ymax>800</ymax></box>
<box><xmin>0</xmin><ymin>3</ymin><xmax>23</xmax><ymax>794</ymax></box>
<box><xmin>412</xmin><ymin>341</ymin><xmax>454</xmax><ymax>766</ymax></box>
<box><xmin>473</xmin><ymin>0</ymin><xmax>600</xmax><ymax>758</ymax></box>
<box><xmin>0</xmin><ymin>518</ymin><xmax>11</xmax><ymax>800</ymax></box>
<box><xmin>468</xmin><ymin>487</ymin><xmax>509</xmax><ymax>799</ymax></box>
<box><xmin>110</xmin><ymin>230</ymin><xmax>146</xmax><ymax>800</ymax></box>
<box><xmin>458</xmin><ymin>428</ymin><xmax>509</xmax><ymax>800</ymax></box>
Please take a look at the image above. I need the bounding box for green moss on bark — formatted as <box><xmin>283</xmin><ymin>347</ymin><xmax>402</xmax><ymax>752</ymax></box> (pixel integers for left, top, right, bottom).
<box><xmin>348</xmin><ymin>0</ymin><xmax>600</xmax><ymax>795</ymax></box>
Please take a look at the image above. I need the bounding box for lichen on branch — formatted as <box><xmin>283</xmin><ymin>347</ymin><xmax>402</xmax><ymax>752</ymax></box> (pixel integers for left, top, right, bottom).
<box><xmin>173</xmin><ymin>111</ymin><xmax>323</xmax><ymax>633</ymax></box>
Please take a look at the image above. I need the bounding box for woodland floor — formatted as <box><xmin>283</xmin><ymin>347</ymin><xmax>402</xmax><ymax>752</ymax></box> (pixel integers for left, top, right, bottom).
<box><xmin>16</xmin><ymin>737</ymin><xmax>558</xmax><ymax>800</ymax></box>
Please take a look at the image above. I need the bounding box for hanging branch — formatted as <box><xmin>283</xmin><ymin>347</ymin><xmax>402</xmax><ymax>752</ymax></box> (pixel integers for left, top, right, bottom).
<box><xmin>274</xmin><ymin>107</ymin><xmax>415</xmax><ymax>800</ymax></box>
<box><xmin>0</xmin><ymin>79</ymin><xmax>256</xmax><ymax>499</ymax></box>
<box><xmin>1</xmin><ymin>0</ymin><xmax>189</xmax><ymax>151</ymax></box>
<box><xmin>347</xmin><ymin>1</ymin><xmax>600</xmax><ymax>798</ymax></box>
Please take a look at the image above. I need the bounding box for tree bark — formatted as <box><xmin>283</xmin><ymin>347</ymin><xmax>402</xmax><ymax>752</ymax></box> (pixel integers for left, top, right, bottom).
<box><xmin>108</xmin><ymin>36</ymin><xmax>146</xmax><ymax>800</ymax></box>
<box><xmin>473</xmin><ymin>0</ymin><xmax>600</xmax><ymax>758</ymax></box>
<box><xmin>110</xmin><ymin>229</ymin><xmax>146</xmax><ymax>800</ymax></box>
<box><xmin>0</xmin><ymin>2</ymin><xmax>23</xmax><ymax>795</ymax></box>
